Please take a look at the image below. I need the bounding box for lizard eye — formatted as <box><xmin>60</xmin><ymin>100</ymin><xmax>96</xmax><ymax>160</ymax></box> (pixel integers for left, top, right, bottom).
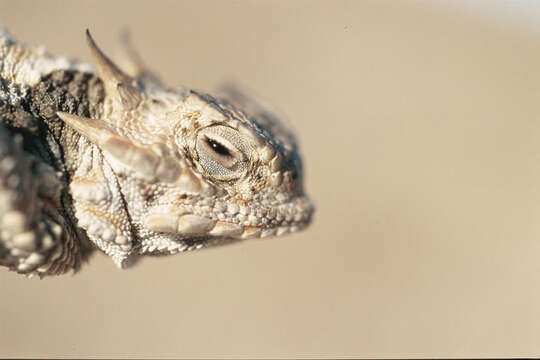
<box><xmin>196</xmin><ymin>125</ymin><xmax>251</xmax><ymax>181</ymax></box>
<box><xmin>206</xmin><ymin>138</ymin><xmax>232</xmax><ymax>157</ymax></box>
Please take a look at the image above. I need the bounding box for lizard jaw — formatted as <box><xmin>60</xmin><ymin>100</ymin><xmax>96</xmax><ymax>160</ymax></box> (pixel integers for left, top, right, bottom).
<box><xmin>142</xmin><ymin>195</ymin><xmax>314</xmax><ymax>238</ymax></box>
<box><xmin>138</xmin><ymin>195</ymin><xmax>314</xmax><ymax>255</ymax></box>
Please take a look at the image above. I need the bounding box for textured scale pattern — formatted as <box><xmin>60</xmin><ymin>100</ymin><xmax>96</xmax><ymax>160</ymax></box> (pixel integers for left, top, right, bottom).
<box><xmin>0</xmin><ymin>29</ymin><xmax>314</xmax><ymax>277</ymax></box>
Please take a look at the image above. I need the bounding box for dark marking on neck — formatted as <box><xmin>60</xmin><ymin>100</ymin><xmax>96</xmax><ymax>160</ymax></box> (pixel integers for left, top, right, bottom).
<box><xmin>0</xmin><ymin>70</ymin><xmax>106</xmax><ymax>272</ymax></box>
<box><xmin>0</xmin><ymin>69</ymin><xmax>105</xmax><ymax>169</ymax></box>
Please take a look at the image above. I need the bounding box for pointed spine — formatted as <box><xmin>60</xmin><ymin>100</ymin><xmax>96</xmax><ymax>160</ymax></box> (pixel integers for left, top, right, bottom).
<box><xmin>86</xmin><ymin>29</ymin><xmax>142</xmax><ymax>108</ymax></box>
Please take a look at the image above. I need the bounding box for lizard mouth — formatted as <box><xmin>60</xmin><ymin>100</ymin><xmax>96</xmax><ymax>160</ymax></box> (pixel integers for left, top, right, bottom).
<box><xmin>139</xmin><ymin>195</ymin><xmax>314</xmax><ymax>254</ymax></box>
<box><xmin>203</xmin><ymin>194</ymin><xmax>314</xmax><ymax>240</ymax></box>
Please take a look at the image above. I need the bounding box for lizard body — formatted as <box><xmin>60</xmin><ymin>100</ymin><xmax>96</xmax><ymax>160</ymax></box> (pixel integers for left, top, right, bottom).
<box><xmin>0</xmin><ymin>29</ymin><xmax>313</xmax><ymax>277</ymax></box>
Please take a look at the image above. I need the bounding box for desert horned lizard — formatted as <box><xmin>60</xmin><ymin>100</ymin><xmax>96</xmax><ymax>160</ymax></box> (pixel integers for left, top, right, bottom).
<box><xmin>0</xmin><ymin>29</ymin><xmax>314</xmax><ymax>277</ymax></box>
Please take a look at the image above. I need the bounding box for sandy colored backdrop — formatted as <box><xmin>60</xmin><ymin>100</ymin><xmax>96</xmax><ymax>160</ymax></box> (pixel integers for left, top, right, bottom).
<box><xmin>1</xmin><ymin>0</ymin><xmax>540</xmax><ymax>358</ymax></box>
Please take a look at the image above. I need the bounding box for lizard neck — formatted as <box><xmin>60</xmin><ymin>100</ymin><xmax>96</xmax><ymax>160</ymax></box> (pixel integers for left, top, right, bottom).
<box><xmin>0</xmin><ymin>67</ymin><xmax>106</xmax><ymax>275</ymax></box>
<box><xmin>1</xmin><ymin>66</ymin><xmax>106</xmax><ymax>171</ymax></box>
<box><xmin>25</xmin><ymin>69</ymin><xmax>106</xmax><ymax>172</ymax></box>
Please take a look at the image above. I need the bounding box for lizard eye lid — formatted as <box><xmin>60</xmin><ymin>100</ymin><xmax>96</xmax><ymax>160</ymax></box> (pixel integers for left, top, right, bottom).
<box><xmin>195</xmin><ymin>125</ymin><xmax>251</xmax><ymax>181</ymax></box>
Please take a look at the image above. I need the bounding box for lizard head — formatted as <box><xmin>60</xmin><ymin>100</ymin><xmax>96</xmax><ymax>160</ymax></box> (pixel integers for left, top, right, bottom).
<box><xmin>58</xmin><ymin>30</ymin><xmax>313</xmax><ymax>262</ymax></box>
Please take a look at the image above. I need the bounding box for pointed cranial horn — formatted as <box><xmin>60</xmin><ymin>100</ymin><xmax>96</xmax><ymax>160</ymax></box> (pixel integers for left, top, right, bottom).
<box><xmin>56</xmin><ymin>111</ymin><xmax>117</xmax><ymax>145</ymax></box>
<box><xmin>57</xmin><ymin>112</ymin><xmax>181</xmax><ymax>182</ymax></box>
<box><xmin>117</xmin><ymin>29</ymin><xmax>163</xmax><ymax>88</ymax></box>
<box><xmin>86</xmin><ymin>29</ymin><xmax>142</xmax><ymax>108</ymax></box>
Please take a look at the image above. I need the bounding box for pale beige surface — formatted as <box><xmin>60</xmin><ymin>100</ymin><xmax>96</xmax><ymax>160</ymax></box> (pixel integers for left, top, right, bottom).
<box><xmin>1</xmin><ymin>1</ymin><xmax>540</xmax><ymax>358</ymax></box>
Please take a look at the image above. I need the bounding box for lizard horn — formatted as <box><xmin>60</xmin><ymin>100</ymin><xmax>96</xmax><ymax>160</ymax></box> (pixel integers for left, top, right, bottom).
<box><xmin>86</xmin><ymin>29</ymin><xmax>142</xmax><ymax>109</ymax></box>
<box><xmin>56</xmin><ymin>112</ymin><xmax>181</xmax><ymax>182</ymax></box>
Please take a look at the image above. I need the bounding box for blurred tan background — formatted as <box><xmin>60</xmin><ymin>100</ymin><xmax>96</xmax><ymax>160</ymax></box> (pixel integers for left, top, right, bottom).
<box><xmin>1</xmin><ymin>0</ymin><xmax>540</xmax><ymax>358</ymax></box>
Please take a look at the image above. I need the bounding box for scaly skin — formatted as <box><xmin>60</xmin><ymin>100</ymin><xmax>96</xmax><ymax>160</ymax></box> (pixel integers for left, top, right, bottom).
<box><xmin>0</xmin><ymin>29</ymin><xmax>314</xmax><ymax>277</ymax></box>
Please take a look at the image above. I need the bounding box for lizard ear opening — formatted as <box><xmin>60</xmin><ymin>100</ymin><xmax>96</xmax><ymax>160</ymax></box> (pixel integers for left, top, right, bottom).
<box><xmin>86</xmin><ymin>29</ymin><xmax>142</xmax><ymax>109</ymax></box>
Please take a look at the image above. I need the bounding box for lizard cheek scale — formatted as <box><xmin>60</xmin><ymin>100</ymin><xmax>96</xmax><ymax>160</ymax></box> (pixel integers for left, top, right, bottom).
<box><xmin>0</xmin><ymin>29</ymin><xmax>314</xmax><ymax>277</ymax></box>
